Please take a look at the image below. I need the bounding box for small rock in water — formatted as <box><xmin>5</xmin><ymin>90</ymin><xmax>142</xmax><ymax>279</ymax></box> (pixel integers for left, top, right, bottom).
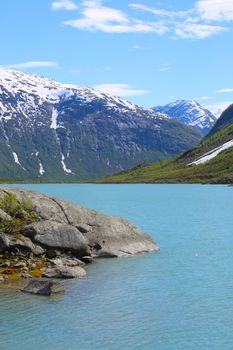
<box><xmin>21</xmin><ymin>280</ymin><xmax>65</xmax><ymax>296</ymax></box>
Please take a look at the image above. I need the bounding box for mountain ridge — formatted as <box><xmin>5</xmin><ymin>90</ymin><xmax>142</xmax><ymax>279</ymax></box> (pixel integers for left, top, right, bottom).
<box><xmin>0</xmin><ymin>69</ymin><xmax>202</xmax><ymax>181</ymax></box>
<box><xmin>153</xmin><ymin>99</ymin><xmax>216</xmax><ymax>134</ymax></box>
<box><xmin>96</xmin><ymin>104</ymin><xmax>233</xmax><ymax>184</ymax></box>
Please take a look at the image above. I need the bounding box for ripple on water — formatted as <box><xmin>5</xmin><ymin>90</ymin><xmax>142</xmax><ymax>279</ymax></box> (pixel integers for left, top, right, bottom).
<box><xmin>1</xmin><ymin>184</ymin><xmax>233</xmax><ymax>350</ymax></box>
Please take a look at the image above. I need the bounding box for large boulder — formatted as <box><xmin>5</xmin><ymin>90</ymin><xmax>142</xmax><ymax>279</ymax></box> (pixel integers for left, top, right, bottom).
<box><xmin>0</xmin><ymin>187</ymin><xmax>159</xmax><ymax>257</ymax></box>
<box><xmin>23</xmin><ymin>221</ymin><xmax>90</xmax><ymax>257</ymax></box>
<box><xmin>0</xmin><ymin>232</ymin><xmax>43</xmax><ymax>255</ymax></box>
<box><xmin>21</xmin><ymin>280</ymin><xmax>65</xmax><ymax>296</ymax></box>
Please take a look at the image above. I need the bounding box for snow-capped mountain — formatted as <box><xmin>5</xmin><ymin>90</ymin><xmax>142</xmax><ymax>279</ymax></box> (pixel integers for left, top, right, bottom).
<box><xmin>153</xmin><ymin>100</ymin><xmax>216</xmax><ymax>134</ymax></box>
<box><xmin>205</xmin><ymin>102</ymin><xmax>232</xmax><ymax>119</ymax></box>
<box><xmin>0</xmin><ymin>69</ymin><xmax>202</xmax><ymax>180</ymax></box>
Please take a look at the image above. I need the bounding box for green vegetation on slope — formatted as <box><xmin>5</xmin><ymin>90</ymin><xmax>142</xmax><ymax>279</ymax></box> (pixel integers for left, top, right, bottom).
<box><xmin>96</xmin><ymin>123</ymin><xmax>233</xmax><ymax>184</ymax></box>
<box><xmin>207</xmin><ymin>104</ymin><xmax>233</xmax><ymax>137</ymax></box>
<box><xmin>0</xmin><ymin>193</ymin><xmax>38</xmax><ymax>234</ymax></box>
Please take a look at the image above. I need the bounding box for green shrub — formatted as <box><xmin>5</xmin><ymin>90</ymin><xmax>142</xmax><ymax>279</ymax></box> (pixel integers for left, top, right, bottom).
<box><xmin>0</xmin><ymin>193</ymin><xmax>38</xmax><ymax>234</ymax></box>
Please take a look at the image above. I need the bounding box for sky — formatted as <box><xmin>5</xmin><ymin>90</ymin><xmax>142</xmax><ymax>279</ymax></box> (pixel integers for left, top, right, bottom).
<box><xmin>0</xmin><ymin>0</ymin><xmax>233</xmax><ymax>110</ymax></box>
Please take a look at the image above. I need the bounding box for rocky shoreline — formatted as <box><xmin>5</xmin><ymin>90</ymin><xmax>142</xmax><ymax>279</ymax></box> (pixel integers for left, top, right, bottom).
<box><xmin>0</xmin><ymin>187</ymin><xmax>159</xmax><ymax>295</ymax></box>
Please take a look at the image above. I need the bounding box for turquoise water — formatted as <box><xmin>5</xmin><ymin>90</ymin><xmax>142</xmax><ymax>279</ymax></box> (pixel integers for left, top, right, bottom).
<box><xmin>1</xmin><ymin>184</ymin><xmax>233</xmax><ymax>350</ymax></box>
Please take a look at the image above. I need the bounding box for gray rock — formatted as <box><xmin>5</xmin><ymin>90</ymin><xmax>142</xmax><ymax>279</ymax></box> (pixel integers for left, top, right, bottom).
<box><xmin>33</xmin><ymin>245</ymin><xmax>45</xmax><ymax>256</ymax></box>
<box><xmin>23</xmin><ymin>221</ymin><xmax>90</xmax><ymax>257</ymax></box>
<box><xmin>96</xmin><ymin>249</ymin><xmax>118</xmax><ymax>258</ymax></box>
<box><xmin>0</xmin><ymin>261</ymin><xmax>10</xmax><ymax>268</ymax></box>
<box><xmin>0</xmin><ymin>209</ymin><xmax>12</xmax><ymax>222</ymax></box>
<box><xmin>0</xmin><ymin>233</ymin><xmax>10</xmax><ymax>252</ymax></box>
<box><xmin>0</xmin><ymin>188</ymin><xmax>159</xmax><ymax>258</ymax></box>
<box><xmin>42</xmin><ymin>265</ymin><xmax>86</xmax><ymax>279</ymax></box>
<box><xmin>46</xmin><ymin>249</ymin><xmax>61</xmax><ymax>259</ymax></box>
<box><xmin>49</xmin><ymin>257</ymin><xmax>85</xmax><ymax>267</ymax></box>
<box><xmin>21</xmin><ymin>280</ymin><xmax>65</xmax><ymax>296</ymax></box>
<box><xmin>0</xmin><ymin>233</ymin><xmax>36</xmax><ymax>254</ymax></box>
<box><xmin>81</xmin><ymin>256</ymin><xmax>93</xmax><ymax>264</ymax></box>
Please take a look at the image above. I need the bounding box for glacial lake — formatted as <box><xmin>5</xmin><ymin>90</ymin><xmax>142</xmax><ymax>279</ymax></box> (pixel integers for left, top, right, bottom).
<box><xmin>1</xmin><ymin>184</ymin><xmax>233</xmax><ymax>350</ymax></box>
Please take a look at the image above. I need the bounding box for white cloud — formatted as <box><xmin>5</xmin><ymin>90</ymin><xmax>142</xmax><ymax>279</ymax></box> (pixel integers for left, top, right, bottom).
<box><xmin>132</xmin><ymin>45</ymin><xmax>142</xmax><ymax>49</ymax></box>
<box><xmin>200</xmin><ymin>96</ymin><xmax>211</xmax><ymax>100</ymax></box>
<box><xmin>63</xmin><ymin>1</ymin><xmax>169</xmax><ymax>34</ymax></box>
<box><xmin>217</xmin><ymin>88</ymin><xmax>233</xmax><ymax>93</ymax></box>
<box><xmin>52</xmin><ymin>0</ymin><xmax>78</xmax><ymax>11</ymax></box>
<box><xmin>94</xmin><ymin>83</ymin><xmax>149</xmax><ymax>97</ymax></box>
<box><xmin>196</xmin><ymin>0</ymin><xmax>233</xmax><ymax>21</ymax></box>
<box><xmin>129</xmin><ymin>3</ymin><xmax>192</xmax><ymax>19</ymax></box>
<box><xmin>56</xmin><ymin>0</ymin><xmax>230</xmax><ymax>39</ymax></box>
<box><xmin>157</xmin><ymin>64</ymin><xmax>172</xmax><ymax>71</ymax></box>
<box><xmin>175</xmin><ymin>23</ymin><xmax>228</xmax><ymax>39</ymax></box>
<box><xmin>6</xmin><ymin>61</ymin><xmax>59</xmax><ymax>69</ymax></box>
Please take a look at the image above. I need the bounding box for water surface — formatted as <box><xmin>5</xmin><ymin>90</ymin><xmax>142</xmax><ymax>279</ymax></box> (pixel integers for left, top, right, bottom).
<box><xmin>1</xmin><ymin>184</ymin><xmax>233</xmax><ymax>350</ymax></box>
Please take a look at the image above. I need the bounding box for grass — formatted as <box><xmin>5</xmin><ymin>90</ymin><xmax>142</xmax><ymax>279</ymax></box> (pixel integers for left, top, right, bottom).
<box><xmin>0</xmin><ymin>193</ymin><xmax>38</xmax><ymax>234</ymax></box>
<box><xmin>96</xmin><ymin>124</ymin><xmax>233</xmax><ymax>184</ymax></box>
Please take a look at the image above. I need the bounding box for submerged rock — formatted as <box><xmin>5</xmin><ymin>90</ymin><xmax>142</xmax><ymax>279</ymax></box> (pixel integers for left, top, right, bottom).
<box><xmin>21</xmin><ymin>280</ymin><xmax>65</xmax><ymax>296</ymax></box>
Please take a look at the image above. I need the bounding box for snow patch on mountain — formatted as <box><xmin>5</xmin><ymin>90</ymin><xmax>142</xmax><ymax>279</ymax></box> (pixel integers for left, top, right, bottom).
<box><xmin>39</xmin><ymin>160</ymin><xmax>45</xmax><ymax>175</ymax></box>
<box><xmin>12</xmin><ymin>152</ymin><xmax>20</xmax><ymax>165</ymax></box>
<box><xmin>61</xmin><ymin>154</ymin><xmax>73</xmax><ymax>174</ymax></box>
<box><xmin>51</xmin><ymin>108</ymin><xmax>58</xmax><ymax>129</ymax></box>
<box><xmin>12</xmin><ymin>151</ymin><xmax>25</xmax><ymax>170</ymax></box>
<box><xmin>188</xmin><ymin>139</ymin><xmax>233</xmax><ymax>166</ymax></box>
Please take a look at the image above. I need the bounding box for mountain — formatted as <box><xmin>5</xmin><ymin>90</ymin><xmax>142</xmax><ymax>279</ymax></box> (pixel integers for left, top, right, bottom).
<box><xmin>97</xmin><ymin>104</ymin><xmax>233</xmax><ymax>184</ymax></box>
<box><xmin>205</xmin><ymin>102</ymin><xmax>231</xmax><ymax>119</ymax></box>
<box><xmin>0</xmin><ymin>69</ymin><xmax>202</xmax><ymax>181</ymax></box>
<box><xmin>153</xmin><ymin>99</ymin><xmax>216</xmax><ymax>134</ymax></box>
<box><xmin>207</xmin><ymin>104</ymin><xmax>233</xmax><ymax>137</ymax></box>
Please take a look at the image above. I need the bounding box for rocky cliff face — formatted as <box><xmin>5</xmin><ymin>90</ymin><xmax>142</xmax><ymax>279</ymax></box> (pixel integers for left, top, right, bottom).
<box><xmin>0</xmin><ymin>69</ymin><xmax>202</xmax><ymax>181</ymax></box>
<box><xmin>0</xmin><ymin>187</ymin><xmax>158</xmax><ymax>283</ymax></box>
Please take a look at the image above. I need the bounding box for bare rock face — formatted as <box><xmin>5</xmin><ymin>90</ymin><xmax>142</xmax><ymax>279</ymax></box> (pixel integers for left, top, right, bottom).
<box><xmin>23</xmin><ymin>221</ymin><xmax>90</xmax><ymax>258</ymax></box>
<box><xmin>0</xmin><ymin>187</ymin><xmax>159</xmax><ymax>259</ymax></box>
<box><xmin>21</xmin><ymin>280</ymin><xmax>65</xmax><ymax>296</ymax></box>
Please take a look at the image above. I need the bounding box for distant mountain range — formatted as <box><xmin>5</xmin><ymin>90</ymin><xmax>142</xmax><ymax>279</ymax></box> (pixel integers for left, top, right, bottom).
<box><xmin>153</xmin><ymin>100</ymin><xmax>216</xmax><ymax>134</ymax></box>
<box><xmin>0</xmin><ymin>69</ymin><xmax>202</xmax><ymax>181</ymax></box>
<box><xmin>97</xmin><ymin>104</ymin><xmax>233</xmax><ymax>184</ymax></box>
<box><xmin>205</xmin><ymin>102</ymin><xmax>231</xmax><ymax>119</ymax></box>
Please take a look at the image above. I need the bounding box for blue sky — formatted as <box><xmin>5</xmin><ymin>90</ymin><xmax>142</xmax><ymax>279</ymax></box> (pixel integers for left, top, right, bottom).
<box><xmin>0</xmin><ymin>0</ymin><xmax>233</xmax><ymax>110</ymax></box>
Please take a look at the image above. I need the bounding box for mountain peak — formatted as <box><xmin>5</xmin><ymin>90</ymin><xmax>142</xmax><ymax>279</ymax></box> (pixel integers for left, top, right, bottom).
<box><xmin>153</xmin><ymin>99</ymin><xmax>216</xmax><ymax>134</ymax></box>
<box><xmin>0</xmin><ymin>68</ymin><xmax>147</xmax><ymax>114</ymax></box>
